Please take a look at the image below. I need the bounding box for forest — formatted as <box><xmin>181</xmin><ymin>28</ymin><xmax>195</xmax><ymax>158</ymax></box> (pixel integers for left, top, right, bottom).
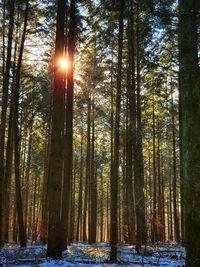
<box><xmin>0</xmin><ymin>0</ymin><xmax>199</xmax><ymax>266</ymax></box>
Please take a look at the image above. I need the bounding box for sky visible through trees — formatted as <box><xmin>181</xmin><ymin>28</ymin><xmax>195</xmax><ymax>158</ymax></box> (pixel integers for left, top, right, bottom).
<box><xmin>0</xmin><ymin>0</ymin><xmax>199</xmax><ymax>266</ymax></box>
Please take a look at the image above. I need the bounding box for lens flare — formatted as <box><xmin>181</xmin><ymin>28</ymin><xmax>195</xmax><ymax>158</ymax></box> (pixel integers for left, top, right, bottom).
<box><xmin>59</xmin><ymin>58</ymin><xmax>68</xmax><ymax>70</ymax></box>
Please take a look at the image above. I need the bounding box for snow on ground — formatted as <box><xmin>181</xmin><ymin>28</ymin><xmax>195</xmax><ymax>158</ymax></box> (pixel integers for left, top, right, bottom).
<box><xmin>0</xmin><ymin>242</ymin><xmax>185</xmax><ymax>266</ymax></box>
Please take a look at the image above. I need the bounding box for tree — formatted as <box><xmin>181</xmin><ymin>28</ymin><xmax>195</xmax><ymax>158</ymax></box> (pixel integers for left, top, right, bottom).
<box><xmin>126</xmin><ymin>0</ymin><xmax>136</xmax><ymax>245</ymax></box>
<box><xmin>61</xmin><ymin>0</ymin><xmax>77</xmax><ymax>249</ymax></box>
<box><xmin>179</xmin><ymin>0</ymin><xmax>200</xmax><ymax>266</ymax></box>
<box><xmin>0</xmin><ymin>0</ymin><xmax>15</xmax><ymax>246</ymax></box>
<box><xmin>13</xmin><ymin>0</ymin><xmax>29</xmax><ymax>247</ymax></box>
<box><xmin>110</xmin><ymin>0</ymin><xmax>124</xmax><ymax>262</ymax></box>
<box><xmin>47</xmin><ymin>0</ymin><xmax>66</xmax><ymax>259</ymax></box>
<box><xmin>134</xmin><ymin>0</ymin><xmax>147</xmax><ymax>252</ymax></box>
<box><xmin>170</xmin><ymin>81</ymin><xmax>180</xmax><ymax>243</ymax></box>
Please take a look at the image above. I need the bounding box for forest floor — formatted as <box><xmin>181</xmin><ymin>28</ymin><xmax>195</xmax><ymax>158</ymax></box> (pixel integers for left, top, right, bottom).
<box><xmin>0</xmin><ymin>242</ymin><xmax>185</xmax><ymax>266</ymax></box>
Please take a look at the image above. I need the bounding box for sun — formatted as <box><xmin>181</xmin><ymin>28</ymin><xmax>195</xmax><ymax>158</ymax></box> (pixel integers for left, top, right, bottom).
<box><xmin>59</xmin><ymin>57</ymin><xmax>68</xmax><ymax>70</ymax></box>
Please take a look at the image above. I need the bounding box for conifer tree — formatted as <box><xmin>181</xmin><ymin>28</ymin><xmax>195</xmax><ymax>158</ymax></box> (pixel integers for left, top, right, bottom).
<box><xmin>179</xmin><ymin>0</ymin><xmax>200</xmax><ymax>265</ymax></box>
<box><xmin>47</xmin><ymin>0</ymin><xmax>66</xmax><ymax>259</ymax></box>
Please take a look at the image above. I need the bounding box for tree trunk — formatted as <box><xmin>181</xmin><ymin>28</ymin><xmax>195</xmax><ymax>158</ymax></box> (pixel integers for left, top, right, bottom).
<box><xmin>100</xmin><ymin>172</ymin><xmax>104</xmax><ymax>242</ymax></box>
<box><xmin>47</xmin><ymin>0</ymin><xmax>66</xmax><ymax>258</ymax></box>
<box><xmin>13</xmin><ymin>0</ymin><xmax>29</xmax><ymax>247</ymax></box>
<box><xmin>24</xmin><ymin>117</ymin><xmax>34</xmax><ymax>231</ymax></box>
<box><xmin>61</xmin><ymin>0</ymin><xmax>76</xmax><ymax>249</ymax></box>
<box><xmin>169</xmin><ymin>174</ymin><xmax>173</xmax><ymax>240</ymax></box>
<box><xmin>76</xmin><ymin>115</ymin><xmax>83</xmax><ymax>241</ymax></box>
<box><xmin>41</xmin><ymin>105</ymin><xmax>52</xmax><ymax>245</ymax></box>
<box><xmin>152</xmin><ymin>91</ymin><xmax>158</xmax><ymax>243</ymax></box>
<box><xmin>157</xmin><ymin>131</ymin><xmax>163</xmax><ymax>241</ymax></box>
<box><xmin>110</xmin><ymin>0</ymin><xmax>124</xmax><ymax>262</ymax></box>
<box><xmin>83</xmin><ymin>92</ymin><xmax>91</xmax><ymax>242</ymax></box>
<box><xmin>171</xmin><ymin>84</ymin><xmax>180</xmax><ymax>243</ymax></box>
<box><xmin>135</xmin><ymin>1</ymin><xmax>147</xmax><ymax>252</ymax></box>
<box><xmin>1</xmin><ymin>14</ymin><xmax>19</xmax><ymax>243</ymax></box>
<box><xmin>179</xmin><ymin>0</ymin><xmax>200</xmax><ymax>265</ymax></box>
<box><xmin>160</xmin><ymin>152</ymin><xmax>165</xmax><ymax>241</ymax></box>
<box><xmin>89</xmin><ymin>90</ymin><xmax>97</xmax><ymax>244</ymax></box>
<box><xmin>0</xmin><ymin>0</ymin><xmax>15</xmax><ymax>246</ymax></box>
<box><xmin>126</xmin><ymin>0</ymin><xmax>136</xmax><ymax>245</ymax></box>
